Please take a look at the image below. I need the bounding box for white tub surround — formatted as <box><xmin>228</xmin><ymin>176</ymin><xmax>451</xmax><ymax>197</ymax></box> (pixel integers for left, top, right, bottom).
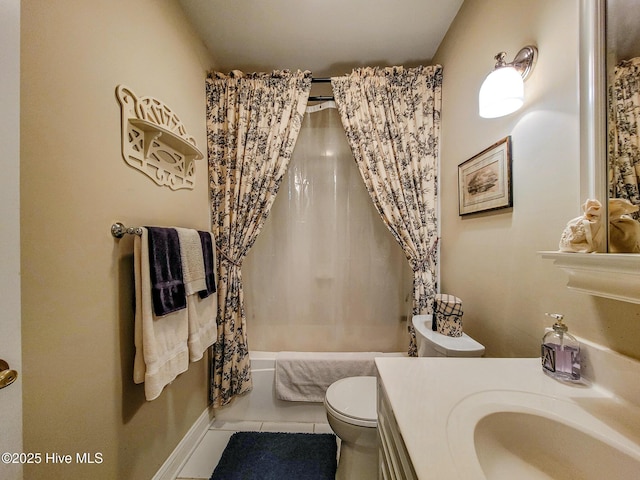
<box><xmin>214</xmin><ymin>351</ymin><xmax>406</xmax><ymax>424</ymax></box>
<box><xmin>375</xmin><ymin>350</ymin><xmax>640</xmax><ymax>479</ymax></box>
<box><xmin>213</xmin><ymin>352</ymin><xmax>326</xmax><ymax>424</ymax></box>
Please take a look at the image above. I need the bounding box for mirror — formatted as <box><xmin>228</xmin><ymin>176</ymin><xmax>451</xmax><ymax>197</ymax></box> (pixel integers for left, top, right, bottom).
<box><xmin>605</xmin><ymin>0</ymin><xmax>640</xmax><ymax>252</ymax></box>
<box><xmin>540</xmin><ymin>0</ymin><xmax>640</xmax><ymax>304</ymax></box>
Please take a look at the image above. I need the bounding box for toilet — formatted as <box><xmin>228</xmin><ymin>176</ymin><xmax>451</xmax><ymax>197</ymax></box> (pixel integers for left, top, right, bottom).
<box><xmin>324</xmin><ymin>314</ymin><xmax>484</xmax><ymax>479</ymax></box>
<box><xmin>324</xmin><ymin>375</ymin><xmax>378</xmax><ymax>480</ymax></box>
<box><xmin>412</xmin><ymin>313</ymin><xmax>485</xmax><ymax>357</ymax></box>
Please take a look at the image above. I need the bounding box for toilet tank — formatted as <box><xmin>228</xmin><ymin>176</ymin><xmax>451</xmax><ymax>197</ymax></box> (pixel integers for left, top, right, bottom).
<box><xmin>413</xmin><ymin>315</ymin><xmax>445</xmax><ymax>356</ymax></box>
<box><xmin>412</xmin><ymin>314</ymin><xmax>485</xmax><ymax>358</ymax></box>
<box><xmin>418</xmin><ymin>340</ymin><xmax>446</xmax><ymax>357</ymax></box>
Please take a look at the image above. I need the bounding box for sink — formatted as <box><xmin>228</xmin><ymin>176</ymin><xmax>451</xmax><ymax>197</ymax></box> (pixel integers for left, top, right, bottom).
<box><xmin>375</xmin><ymin>357</ymin><xmax>640</xmax><ymax>480</ymax></box>
<box><xmin>447</xmin><ymin>390</ymin><xmax>640</xmax><ymax>479</ymax></box>
<box><xmin>475</xmin><ymin>411</ymin><xmax>640</xmax><ymax>479</ymax></box>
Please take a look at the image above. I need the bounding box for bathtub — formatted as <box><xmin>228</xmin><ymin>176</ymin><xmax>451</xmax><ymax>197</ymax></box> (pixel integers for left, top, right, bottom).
<box><xmin>213</xmin><ymin>351</ymin><xmax>406</xmax><ymax>424</ymax></box>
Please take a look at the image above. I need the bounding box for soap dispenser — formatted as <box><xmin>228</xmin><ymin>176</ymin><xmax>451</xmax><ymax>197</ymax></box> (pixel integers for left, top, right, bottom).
<box><xmin>541</xmin><ymin>313</ymin><xmax>581</xmax><ymax>382</ymax></box>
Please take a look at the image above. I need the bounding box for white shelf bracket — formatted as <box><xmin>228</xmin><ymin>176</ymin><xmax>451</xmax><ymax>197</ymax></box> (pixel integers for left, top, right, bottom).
<box><xmin>116</xmin><ymin>85</ymin><xmax>204</xmax><ymax>190</ymax></box>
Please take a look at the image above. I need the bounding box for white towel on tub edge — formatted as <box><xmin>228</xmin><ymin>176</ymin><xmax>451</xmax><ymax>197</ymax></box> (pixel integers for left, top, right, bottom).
<box><xmin>275</xmin><ymin>351</ymin><xmax>382</xmax><ymax>402</ymax></box>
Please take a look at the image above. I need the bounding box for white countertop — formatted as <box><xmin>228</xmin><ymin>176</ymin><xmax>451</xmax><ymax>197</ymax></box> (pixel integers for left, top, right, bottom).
<box><xmin>375</xmin><ymin>357</ymin><xmax>640</xmax><ymax>479</ymax></box>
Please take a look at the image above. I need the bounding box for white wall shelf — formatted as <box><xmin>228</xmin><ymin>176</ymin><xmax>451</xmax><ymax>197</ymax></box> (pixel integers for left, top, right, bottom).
<box><xmin>540</xmin><ymin>251</ymin><xmax>640</xmax><ymax>304</ymax></box>
<box><xmin>116</xmin><ymin>85</ymin><xmax>204</xmax><ymax>190</ymax></box>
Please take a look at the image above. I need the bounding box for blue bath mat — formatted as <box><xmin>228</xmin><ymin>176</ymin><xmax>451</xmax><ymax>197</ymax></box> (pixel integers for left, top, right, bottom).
<box><xmin>210</xmin><ymin>431</ymin><xmax>337</xmax><ymax>480</ymax></box>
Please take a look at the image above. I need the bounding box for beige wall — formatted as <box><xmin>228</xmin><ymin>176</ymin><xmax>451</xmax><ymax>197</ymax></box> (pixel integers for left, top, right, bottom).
<box><xmin>21</xmin><ymin>1</ymin><xmax>214</xmax><ymax>478</ymax></box>
<box><xmin>18</xmin><ymin>0</ymin><xmax>640</xmax><ymax>478</ymax></box>
<box><xmin>433</xmin><ymin>0</ymin><xmax>640</xmax><ymax>360</ymax></box>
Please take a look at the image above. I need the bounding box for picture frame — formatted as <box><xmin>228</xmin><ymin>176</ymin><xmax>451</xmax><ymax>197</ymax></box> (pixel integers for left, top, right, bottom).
<box><xmin>458</xmin><ymin>136</ymin><xmax>513</xmax><ymax>216</ymax></box>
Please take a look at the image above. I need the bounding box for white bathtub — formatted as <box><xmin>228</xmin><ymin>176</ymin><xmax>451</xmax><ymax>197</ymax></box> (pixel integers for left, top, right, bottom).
<box><xmin>213</xmin><ymin>351</ymin><xmax>405</xmax><ymax>424</ymax></box>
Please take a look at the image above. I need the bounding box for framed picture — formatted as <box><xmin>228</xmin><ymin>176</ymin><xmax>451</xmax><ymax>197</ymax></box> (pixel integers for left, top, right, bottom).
<box><xmin>458</xmin><ymin>136</ymin><xmax>513</xmax><ymax>216</ymax></box>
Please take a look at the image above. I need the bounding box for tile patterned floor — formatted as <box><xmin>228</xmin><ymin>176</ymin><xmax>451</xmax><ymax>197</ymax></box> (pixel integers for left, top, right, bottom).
<box><xmin>176</xmin><ymin>421</ymin><xmax>335</xmax><ymax>479</ymax></box>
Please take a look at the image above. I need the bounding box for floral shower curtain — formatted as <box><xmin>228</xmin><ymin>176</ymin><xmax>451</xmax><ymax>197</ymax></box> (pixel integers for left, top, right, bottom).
<box><xmin>206</xmin><ymin>69</ymin><xmax>311</xmax><ymax>406</ymax></box>
<box><xmin>609</xmin><ymin>57</ymin><xmax>640</xmax><ymax>220</ymax></box>
<box><xmin>332</xmin><ymin>65</ymin><xmax>442</xmax><ymax>356</ymax></box>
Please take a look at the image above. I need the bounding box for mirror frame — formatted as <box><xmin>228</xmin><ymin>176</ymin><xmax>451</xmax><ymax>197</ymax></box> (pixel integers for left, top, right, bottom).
<box><xmin>579</xmin><ymin>0</ymin><xmax>607</xmax><ymax>249</ymax></box>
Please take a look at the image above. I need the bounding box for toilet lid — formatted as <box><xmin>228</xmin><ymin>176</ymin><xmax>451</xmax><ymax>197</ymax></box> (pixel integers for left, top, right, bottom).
<box><xmin>325</xmin><ymin>376</ymin><xmax>377</xmax><ymax>427</ymax></box>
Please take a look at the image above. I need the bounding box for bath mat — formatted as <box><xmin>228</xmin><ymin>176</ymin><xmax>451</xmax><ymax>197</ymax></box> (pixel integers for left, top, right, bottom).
<box><xmin>210</xmin><ymin>431</ymin><xmax>337</xmax><ymax>480</ymax></box>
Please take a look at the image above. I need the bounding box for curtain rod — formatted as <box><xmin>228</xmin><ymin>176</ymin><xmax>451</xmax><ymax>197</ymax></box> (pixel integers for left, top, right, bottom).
<box><xmin>308</xmin><ymin>95</ymin><xmax>334</xmax><ymax>101</ymax></box>
<box><xmin>310</xmin><ymin>78</ymin><xmax>333</xmax><ymax>101</ymax></box>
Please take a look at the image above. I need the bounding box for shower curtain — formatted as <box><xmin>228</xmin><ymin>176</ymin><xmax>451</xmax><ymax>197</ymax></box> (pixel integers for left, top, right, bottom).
<box><xmin>206</xmin><ymin>69</ymin><xmax>311</xmax><ymax>407</ymax></box>
<box><xmin>609</xmin><ymin>57</ymin><xmax>640</xmax><ymax>220</ymax></box>
<box><xmin>242</xmin><ymin>106</ymin><xmax>411</xmax><ymax>352</ymax></box>
<box><xmin>332</xmin><ymin>65</ymin><xmax>442</xmax><ymax>355</ymax></box>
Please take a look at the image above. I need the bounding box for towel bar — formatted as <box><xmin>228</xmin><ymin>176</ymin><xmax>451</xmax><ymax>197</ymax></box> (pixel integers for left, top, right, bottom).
<box><xmin>111</xmin><ymin>222</ymin><xmax>143</xmax><ymax>238</ymax></box>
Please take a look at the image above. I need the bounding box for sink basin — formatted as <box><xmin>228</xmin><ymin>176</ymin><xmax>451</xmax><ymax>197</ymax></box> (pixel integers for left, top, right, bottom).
<box><xmin>475</xmin><ymin>411</ymin><xmax>640</xmax><ymax>479</ymax></box>
<box><xmin>376</xmin><ymin>357</ymin><xmax>640</xmax><ymax>480</ymax></box>
<box><xmin>447</xmin><ymin>390</ymin><xmax>640</xmax><ymax>480</ymax></box>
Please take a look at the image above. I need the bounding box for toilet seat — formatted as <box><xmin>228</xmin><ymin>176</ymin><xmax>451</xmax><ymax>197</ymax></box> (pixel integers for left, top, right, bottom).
<box><xmin>324</xmin><ymin>376</ymin><xmax>377</xmax><ymax>428</ymax></box>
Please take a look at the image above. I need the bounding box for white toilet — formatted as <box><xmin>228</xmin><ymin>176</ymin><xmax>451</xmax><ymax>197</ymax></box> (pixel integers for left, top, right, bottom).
<box><xmin>324</xmin><ymin>314</ymin><xmax>484</xmax><ymax>479</ymax></box>
<box><xmin>324</xmin><ymin>375</ymin><xmax>378</xmax><ymax>480</ymax></box>
<box><xmin>412</xmin><ymin>314</ymin><xmax>485</xmax><ymax>357</ymax></box>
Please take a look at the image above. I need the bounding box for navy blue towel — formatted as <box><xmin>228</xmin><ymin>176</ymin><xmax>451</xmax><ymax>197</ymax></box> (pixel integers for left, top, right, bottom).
<box><xmin>146</xmin><ymin>227</ymin><xmax>186</xmax><ymax>316</ymax></box>
<box><xmin>198</xmin><ymin>231</ymin><xmax>217</xmax><ymax>299</ymax></box>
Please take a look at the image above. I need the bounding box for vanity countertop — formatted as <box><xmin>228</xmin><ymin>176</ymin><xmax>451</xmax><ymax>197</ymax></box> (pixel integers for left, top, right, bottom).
<box><xmin>375</xmin><ymin>357</ymin><xmax>640</xmax><ymax>479</ymax></box>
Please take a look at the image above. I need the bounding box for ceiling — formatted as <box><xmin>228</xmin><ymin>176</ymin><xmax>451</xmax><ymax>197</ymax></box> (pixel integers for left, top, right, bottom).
<box><xmin>177</xmin><ymin>0</ymin><xmax>464</xmax><ymax>77</ymax></box>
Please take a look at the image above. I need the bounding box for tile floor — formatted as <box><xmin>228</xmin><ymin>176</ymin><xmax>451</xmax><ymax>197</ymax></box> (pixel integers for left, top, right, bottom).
<box><xmin>176</xmin><ymin>420</ymin><xmax>336</xmax><ymax>480</ymax></box>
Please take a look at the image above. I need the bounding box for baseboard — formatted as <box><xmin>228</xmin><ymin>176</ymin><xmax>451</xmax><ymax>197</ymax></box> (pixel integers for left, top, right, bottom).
<box><xmin>153</xmin><ymin>405</ymin><xmax>215</xmax><ymax>480</ymax></box>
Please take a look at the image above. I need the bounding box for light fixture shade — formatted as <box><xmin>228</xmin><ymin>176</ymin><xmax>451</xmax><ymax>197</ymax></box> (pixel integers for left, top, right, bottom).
<box><xmin>478</xmin><ymin>66</ymin><xmax>524</xmax><ymax>118</ymax></box>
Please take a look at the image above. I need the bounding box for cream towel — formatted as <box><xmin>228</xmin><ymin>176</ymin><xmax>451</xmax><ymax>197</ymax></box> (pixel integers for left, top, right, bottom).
<box><xmin>559</xmin><ymin>199</ymin><xmax>605</xmax><ymax>253</ymax></box>
<box><xmin>609</xmin><ymin>198</ymin><xmax>640</xmax><ymax>253</ymax></box>
<box><xmin>186</xmin><ymin>293</ymin><xmax>217</xmax><ymax>362</ymax></box>
<box><xmin>275</xmin><ymin>351</ymin><xmax>381</xmax><ymax>402</ymax></box>
<box><xmin>179</xmin><ymin>229</ymin><xmax>217</xmax><ymax>361</ymax></box>
<box><xmin>134</xmin><ymin>228</ymin><xmax>189</xmax><ymax>401</ymax></box>
<box><xmin>175</xmin><ymin>227</ymin><xmax>207</xmax><ymax>295</ymax></box>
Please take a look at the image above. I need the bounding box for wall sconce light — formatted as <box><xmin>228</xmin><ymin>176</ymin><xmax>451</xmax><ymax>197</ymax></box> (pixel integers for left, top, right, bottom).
<box><xmin>479</xmin><ymin>45</ymin><xmax>538</xmax><ymax>118</ymax></box>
